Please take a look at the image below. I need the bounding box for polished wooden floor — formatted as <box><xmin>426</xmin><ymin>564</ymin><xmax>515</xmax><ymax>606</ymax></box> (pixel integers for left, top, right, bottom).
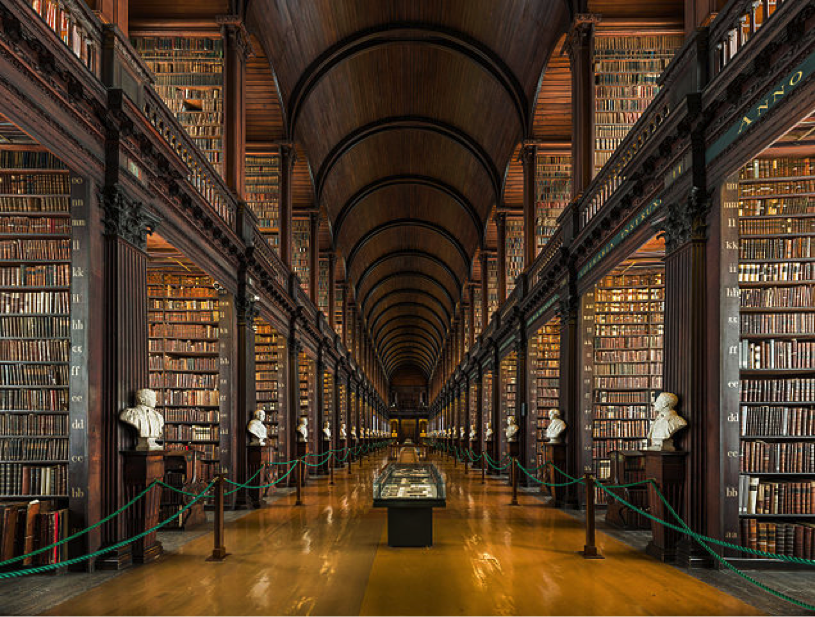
<box><xmin>48</xmin><ymin>452</ymin><xmax>762</xmax><ymax>616</ymax></box>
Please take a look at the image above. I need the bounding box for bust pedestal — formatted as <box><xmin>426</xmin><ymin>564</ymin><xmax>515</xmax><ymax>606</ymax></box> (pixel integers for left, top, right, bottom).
<box><xmin>122</xmin><ymin>450</ymin><xmax>164</xmax><ymax>564</ymax></box>
<box><xmin>645</xmin><ymin>450</ymin><xmax>687</xmax><ymax>562</ymax></box>
<box><xmin>542</xmin><ymin>442</ymin><xmax>568</xmax><ymax>505</ymax></box>
<box><xmin>485</xmin><ymin>439</ymin><xmax>498</xmax><ymax>476</ymax></box>
<box><xmin>296</xmin><ymin>440</ymin><xmax>309</xmax><ymax>485</ymax></box>
<box><xmin>507</xmin><ymin>440</ymin><xmax>520</xmax><ymax>485</ymax></box>
<box><xmin>248</xmin><ymin>446</ymin><xmax>271</xmax><ymax>508</ymax></box>
<box><xmin>315</xmin><ymin>437</ymin><xmax>330</xmax><ymax>476</ymax></box>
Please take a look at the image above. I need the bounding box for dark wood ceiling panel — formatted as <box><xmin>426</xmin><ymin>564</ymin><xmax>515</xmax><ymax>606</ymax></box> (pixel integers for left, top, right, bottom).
<box><xmin>362</xmin><ymin>274</ymin><xmax>455</xmax><ymax>320</ymax></box>
<box><xmin>246</xmin><ymin>36</ymin><xmax>285</xmax><ymax>142</ymax></box>
<box><xmin>532</xmin><ymin>34</ymin><xmax>571</xmax><ymax>141</ymax></box>
<box><xmin>356</xmin><ymin>255</ymin><xmax>460</xmax><ymax>308</ymax></box>
<box><xmin>292</xmin><ymin>143</ymin><xmax>315</xmax><ymax>210</ymax></box>
<box><xmin>588</xmin><ymin>0</ymin><xmax>684</xmax><ymax>18</ymax></box>
<box><xmin>129</xmin><ymin>0</ymin><xmax>229</xmax><ymax>19</ymax></box>
<box><xmin>502</xmin><ymin>143</ymin><xmax>523</xmax><ymax>210</ymax></box>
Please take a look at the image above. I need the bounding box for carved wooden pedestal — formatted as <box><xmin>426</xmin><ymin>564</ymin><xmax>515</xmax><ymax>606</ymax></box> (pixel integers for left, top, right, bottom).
<box><xmin>296</xmin><ymin>441</ymin><xmax>309</xmax><ymax>485</ymax></box>
<box><xmin>542</xmin><ymin>442</ymin><xmax>568</xmax><ymax>505</ymax></box>
<box><xmin>122</xmin><ymin>451</ymin><xmax>164</xmax><ymax>564</ymax></box>
<box><xmin>248</xmin><ymin>446</ymin><xmax>271</xmax><ymax>508</ymax></box>
<box><xmin>645</xmin><ymin>450</ymin><xmax>687</xmax><ymax>562</ymax></box>
<box><xmin>486</xmin><ymin>440</ymin><xmax>498</xmax><ymax>475</ymax></box>
<box><xmin>508</xmin><ymin>440</ymin><xmax>520</xmax><ymax>487</ymax></box>
<box><xmin>316</xmin><ymin>438</ymin><xmax>330</xmax><ymax>475</ymax></box>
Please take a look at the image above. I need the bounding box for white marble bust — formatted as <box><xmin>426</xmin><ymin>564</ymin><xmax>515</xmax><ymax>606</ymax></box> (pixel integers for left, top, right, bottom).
<box><xmin>485</xmin><ymin>422</ymin><xmax>493</xmax><ymax>441</ymax></box>
<box><xmin>350</xmin><ymin>425</ymin><xmax>358</xmax><ymax>441</ymax></box>
<box><xmin>469</xmin><ymin>423</ymin><xmax>476</xmax><ymax>441</ymax></box>
<box><xmin>459</xmin><ymin>427</ymin><xmax>465</xmax><ymax>440</ymax></box>
<box><xmin>120</xmin><ymin>388</ymin><xmax>164</xmax><ymax>451</ymax></box>
<box><xmin>297</xmin><ymin>416</ymin><xmax>309</xmax><ymax>443</ymax></box>
<box><xmin>248</xmin><ymin>408</ymin><xmax>268</xmax><ymax>446</ymax></box>
<box><xmin>545</xmin><ymin>408</ymin><xmax>567</xmax><ymax>444</ymax></box>
<box><xmin>505</xmin><ymin>416</ymin><xmax>519</xmax><ymax>442</ymax></box>
<box><xmin>322</xmin><ymin>420</ymin><xmax>331</xmax><ymax>441</ymax></box>
<box><xmin>340</xmin><ymin>422</ymin><xmax>347</xmax><ymax>440</ymax></box>
<box><xmin>647</xmin><ymin>392</ymin><xmax>687</xmax><ymax>451</ymax></box>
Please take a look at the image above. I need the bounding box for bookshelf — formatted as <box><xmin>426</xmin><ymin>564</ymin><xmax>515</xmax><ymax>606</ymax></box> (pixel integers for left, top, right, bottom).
<box><xmin>736</xmin><ymin>156</ymin><xmax>815</xmax><ymax>558</ymax></box>
<box><xmin>323</xmin><ymin>370</ymin><xmax>334</xmax><ymax>439</ymax></box>
<box><xmin>0</xmin><ymin>149</ymin><xmax>70</xmax><ymax>501</ymax></box>
<box><xmin>464</xmin><ymin>310</ymin><xmax>471</xmax><ymax>355</ymax></box>
<box><xmin>245</xmin><ymin>154</ymin><xmax>280</xmax><ymax>252</ymax></box>
<box><xmin>292</xmin><ymin>218</ymin><xmax>310</xmax><ymax>296</ymax></box>
<box><xmin>147</xmin><ymin>270</ymin><xmax>222</xmax><ymax>485</ymax></box>
<box><xmin>535</xmin><ymin>154</ymin><xmax>572</xmax><ymax>254</ymax></box>
<box><xmin>532</xmin><ymin>318</ymin><xmax>561</xmax><ymax>468</ymax></box>
<box><xmin>505</xmin><ymin>218</ymin><xmax>524</xmax><ymax>295</ymax></box>
<box><xmin>468</xmin><ymin>377</ymin><xmax>478</xmax><ymax>442</ymax></box>
<box><xmin>298</xmin><ymin>352</ymin><xmax>315</xmax><ymax>446</ymax></box>
<box><xmin>500</xmin><ymin>352</ymin><xmax>517</xmax><ymax>464</ymax></box>
<box><xmin>487</xmin><ymin>256</ymin><xmax>499</xmax><ymax>318</ymax></box>
<box><xmin>593</xmin><ymin>33</ymin><xmax>683</xmax><ymax>177</ymax></box>
<box><xmin>132</xmin><ymin>36</ymin><xmax>225</xmax><ymax>177</ymax></box>
<box><xmin>338</xmin><ymin>381</ymin><xmax>347</xmax><ymax>435</ymax></box>
<box><xmin>28</xmin><ymin>0</ymin><xmax>97</xmax><ymax>73</ymax></box>
<box><xmin>587</xmin><ymin>256</ymin><xmax>665</xmax><ymax>504</ymax></box>
<box><xmin>318</xmin><ymin>258</ymin><xmax>329</xmax><ymax>316</ymax></box>
<box><xmin>334</xmin><ymin>283</ymin><xmax>344</xmax><ymax>339</ymax></box>
<box><xmin>473</xmin><ymin>286</ymin><xmax>483</xmax><ymax>337</ymax></box>
<box><xmin>255</xmin><ymin>319</ymin><xmax>282</xmax><ymax>467</ymax></box>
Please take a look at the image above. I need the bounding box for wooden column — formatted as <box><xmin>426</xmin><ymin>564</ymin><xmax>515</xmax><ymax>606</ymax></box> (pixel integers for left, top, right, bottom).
<box><xmin>233</xmin><ymin>293</ymin><xmax>257</xmax><ymax>509</ymax></box>
<box><xmin>459</xmin><ymin>314</ymin><xmax>465</xmax><ymax>364</ymax></box>
<box><xmin>474</xmin><ymin>365</ymin><xmax>483</xmax><ymax>455</ymax></box>
<box><xmin>468</xmin><ymin>285</ymin><xmax>476</xmax><ymax>349</ymax></box>
<box><xmin>496</xmin><ymin>213</ymin><xmax>507</xmax><ymax>303</ymax></box>
<box><xmin>522</xmin><ymin>143</ymin><xmax>537</xmax><ymax>266</ymax></box>
<box><xmin>566</xmin><ymin>15</ymin><xmax>597</xmax><ymax>197</ymax></box>
<box><xmin>279</xmin><ymin>144</ymin><xmax>294</xmax><ymax>266</ymax></box>
<box><xmin>480</xmin><ymin>252</ymin><xmax>489</xmax><ymax>331</ymax></box>
<box><xmin>315</xmin><ymin>347</ymin><xmax>325</xmax><ymax>473</ymax></box>
<box><xmin>328</xmin><ymin>253</ymin><xmax>336</xmax><ymax>329</ymax></box>
<box><xmin>219</xmin><ymin>16</ymin><xmax>248</xmax><ymax>198</ymax></box>
<box><xmin>342</xmin><ymin>283</ymin><xmax>349</xmax><ymax>348</ymax></box>
<box><xmin>286</xmin><ymin>333</ymin><xmax>301</xmax><ymax>485</ymax></box>
<box><xmin>309</xmin><ymin>212</ymin><xmax>319</xmax><ymax>304</ymax></box>
<box><xmin>517</xmin><ymin>331</ymin><xmax>531</xmax><ymax>480</ymax></box>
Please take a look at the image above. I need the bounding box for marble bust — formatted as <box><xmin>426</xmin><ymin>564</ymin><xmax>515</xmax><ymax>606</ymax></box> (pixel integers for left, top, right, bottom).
<box><xmin>322</xmin><ymin>420</ymin><xmax>331</xmax><ymax>441</ymax></box>
<box><xmin>647</xmin><ymin>392</ymin><xmax>687</xmax><ymax>451</ymax></box>
<box><xmin>340</xmin><ymin>422</ymin><xmax>347</xmax><ymax>440</ymax></box>
<box><xmin>485</xmin><ymin>422</ymin><xmax>494</xmax><ymax>441</ymax></box>
<box><xmin>505</xmin><ymin>416</ymin><xmax>519</xmax><ymax>442</ymax></box>
<box><xmin>297</xmin><ymin>416</ymin><xmax>309</xmax><ymax>443</ymax></box>
<box><xmin>545</xmin><ymin>408</ymin><xmax>567</xmax><ymax>444</ymax></box>
<box><xmin>350</xmin><ymin>425</ymin><xmax>358</xmax><ymax>441</ymax></box>
<box><xmin>120</xmin><ymin>388</ymin><xmax>164</xmax><ymax>451</ymax></box>
<box><xmin>469</xmin><ymin>423</ymin><xmax>476</xmax><ymax>441</ymax></box>
<box><xmin>247</xmin><ymin>408</ymin><xmax>268</xmax><ymax>446</ymax></box>
<box><xmin>459</xmin><ymin>427</ymin><xmax>465</xmax><ymax>440</ymax></box>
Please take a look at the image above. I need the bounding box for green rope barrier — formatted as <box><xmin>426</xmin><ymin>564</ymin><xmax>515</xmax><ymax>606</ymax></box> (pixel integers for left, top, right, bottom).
<box><xmin>223</xmin><ymin>463</ymin><xmax>272</xmax><ymax>488</ymax></box>
<box><xmin>300</xmin><ymin>451</ymin><xmax>336</xmax><ymax>467</ymax></box>
<box><xmin>515</xmin><ymin>461</ymin><xmax>585</xmax><ymax>488</ymax></box>
<box><xmin>0</xmin><ymin>479</ymin><xmax>215</xmax><ymax>579</ymax></box>
<box><xmin>224</xmin><ymin>462</ymin><xmax>299</xmax><ymax>495</ymax></box>
<box><xmin>596</xmin><ymin>482</ymin><xmax>815</xmax><ymax>612</ymax></box>
<box><xmin>156</xmin><ymin>480</ymin><xmax>204</xmax><ymax>498</ymax></box>
<box><xmin>0</xmin><ymin>480</ymin><xmax>162</xmax><ymax>569</ymax></box>
<box><xmin>483</xmin><ymin>452</ymin><xmax>513</xmax><ymax>471</ymax></box>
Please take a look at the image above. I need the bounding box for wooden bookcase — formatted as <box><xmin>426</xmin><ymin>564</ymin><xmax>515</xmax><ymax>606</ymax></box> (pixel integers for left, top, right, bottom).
<box><xmin>535</xmin><ymin>154</ymin><xmax>572</xmax><ymax>253</ymax></box>
<box><xmin>255</xmin><ymin>319</ymin><xmax>283</xmax><ymax>466</ymax></box>
<box><xmin>499</xmin><ymin>351</ymin><xmax>517</xmax><ymax>464</ymax></box>
<box><xmin>532</xmin><ymin>318</ymin><xmax>560</xmax><ymax>468</ymax></box>
<box><xmin>132</xmin><ymin>36</ymin><xmax>225</xmax><ymax>177</ymax></box>
<box><xmin>298</xmin><ymin>351</ymin><xmax>315</xmax><ymax>447</ymax></box>
<box><xmin>292</xmin><ymin>218</ymin><xmax>310</xmax><ymax>296</ymax></box>
<box><xmin>487</xmin><ymin>256</ymin><xmax>499</xmax><ymax>319</ymax></box>
<box><xmin>318</xmin><ymin>258</ymin><xmax>329</xmax><ymax>316</ymax></box>
<box><xmin>245</xmin><ymin>153</ymin><xmax>280</xmax><ymax>251</ymax></box>
<box><xmin>334</xmin><ymin>283</ymin><xmax>344</xmax><ymax>339</ymax></box>
<box><xmin>505</xmin><ymin>218</ymin><xmax>523</xmax><ymax>295</ymax></box>
<box><xmin>733</xmin><ymin>154</ymin><xmax>815</xmax><ymax>559</ymax></box>
<box><xmin>473</xmin><ymin>285</ymin><xmax>483</xmax><ymax>337</ymax></box>
<box><xmin>593</xmin><ymin>32</ymin><xmax>683</xmax><ymax>177</ymax></box>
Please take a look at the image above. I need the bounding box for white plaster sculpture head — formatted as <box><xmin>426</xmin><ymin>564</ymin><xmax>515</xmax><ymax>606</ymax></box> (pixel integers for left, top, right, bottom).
<box><xmin>297</xmin><ymin>416</ymin><xmax>309</xmax><ymax>442</ymax></box>
<box><xmin>485</xmin><ymin>422</ymin><xmax>493</xmax><ymax>440</ymax></box>
<box><xmin>248</xmin><ymin>408</ymin><xmax>268</xmax><ymax>446</ymax></box>
<box><xmin>545</xmin><ymin>408</ymin><xmax>567</xmax><ymax>444</ymax></box>
<box><xmin>647</xmin><ymin>392</ymin><xmax>687</xmax><ymax>451</ymax></box>
<box><xmin>322</xmin><ymin>420</ymin><xmax>331</xmax><ymax>440</ymax></box>
<box><xmin>469</xmin><ymin>423</ymin><xmax>476</xmax><ymax>441</ymax></box>
<box><xmin>119</xmin><ymin>388</ymin><xmax>164</xmax><ymax>451</ymax></box>
<box><xmin>339</xmin><ymin>422</ymin><xmax>347</xmax><ymax>439</ymax></box>
<box><xmin>505</xmin><ymin>416</ymin><xmax>519</xmax><ymax>442</ymax></box>
<box><xmin>459</xmin><ymin>426</ymin><xmax>465</xmax><ymax>440</ymax></box>
<box><xmin>351</xmin><ymin>425</ymin><xmax>358</xmax><ymax>440</ymax></box>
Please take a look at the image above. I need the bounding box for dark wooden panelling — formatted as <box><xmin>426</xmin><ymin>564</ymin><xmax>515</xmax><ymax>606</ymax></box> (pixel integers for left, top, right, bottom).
<box><xmin>246</xmin><ymin>36</ymin><xmax>285</xmax><ymax>142</ymax></box>
<box><xmin>532</xmin><ymin>34</ymin><xmax>571</xmax><ymax>141</ymax></box>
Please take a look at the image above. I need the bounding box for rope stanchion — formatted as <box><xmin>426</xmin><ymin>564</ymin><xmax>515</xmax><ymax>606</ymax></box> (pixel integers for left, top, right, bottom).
<box><xmin>510</xmin><ymin>457</ymin><xmax>519</xmax><ymax>506</ymax></box>
<box><xmin>579</xmin><ymin>474</ymin><xmax>603</xmax><ymax>560</ymax></box>
<box><xmin>481</xmin><ymin>451</ymin><xmax>486</xmax><ymax>484</ymax></box>
<box><xmin>329</xmin><ymin>454</ymin><xmax>335</xmax><ymax>486</ymax></box>
<box><xmin>295</xmin><ymin>459</ymin><xmax>303</xmax><ymax>506</ymax></box>
<box><xmin>206</xmin><ymin>474</ymin><xmax>228</xmax><ymax>562</ymax></box>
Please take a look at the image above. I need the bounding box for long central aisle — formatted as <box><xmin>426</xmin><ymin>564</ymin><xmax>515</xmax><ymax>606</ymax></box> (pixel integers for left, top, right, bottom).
<box><xmin>48</xmin><ymin>454</ymin><xmax>760</xmax><ymax>616</ymax></box>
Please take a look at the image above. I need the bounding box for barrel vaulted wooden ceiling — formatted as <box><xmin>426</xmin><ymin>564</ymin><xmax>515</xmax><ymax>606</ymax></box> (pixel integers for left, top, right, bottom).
<box><xmin>130</xmin><ymin>0</ymin><xmax>681</xmax><ymax>383</ymax></box>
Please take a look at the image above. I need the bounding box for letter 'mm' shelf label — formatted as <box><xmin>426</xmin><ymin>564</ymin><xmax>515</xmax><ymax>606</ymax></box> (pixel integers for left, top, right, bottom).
<box><xmin>69</xmin><ymin>175</ymin><xmax>90</xmax><ymax>552</ymax></box>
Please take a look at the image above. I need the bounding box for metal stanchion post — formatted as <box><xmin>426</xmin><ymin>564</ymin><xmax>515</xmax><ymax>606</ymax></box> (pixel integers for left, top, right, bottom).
<box><xmin>579</xmin><ymin>474</ymin><xmax>604</xmax><ymax>559</ymax></box>
<box><xmin>329</xmin><ymin>455</ymin><xmax>335</xmax><ymax>486</ymax></box>
<box><xmin>511</xmin><ymin>458</ymin><xmax>519</xmax><ymax>506</ymax></box>
<box><xmin>295</xmin><ymin>460</ymin><xmax>303</xmax><ymax>506</ymax></box>
<box><xmin>481</xmin><ymin>454</ymin><xmax>486</xmax><ymax>484</ymax></box>
<box><xmin>207</xmin><ymin>474</ymin><xmax>228</xmax><ymax>561</ymax></box>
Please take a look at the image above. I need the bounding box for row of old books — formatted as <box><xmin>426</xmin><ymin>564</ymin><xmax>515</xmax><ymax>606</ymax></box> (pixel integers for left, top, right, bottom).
<box><xmin>0</xmin><ymin>317</ymin><xmax>69</xmax><ymax>339</ymax></box>
<box><xmin>741</xmin><ymin>406</ymin><xmax>815</xmax><ymax>437</ymax></box>
<box><xmin>0</xmin><ymin>438</ymin><xmax>68</xmax><ymax>461</ymax></box>
<box><xmin>739</xmin><ymin>179</ymin><xmax>815</xmax><ymax>197</ymax></box>
<box><xmin>595</xmin><ymin>363</ymin><xmax>663</xmax><ymax>377</ymax></box>
<box><xmin>0</xmin><ymin>500</ymin><xmax>69</xmax><ymax>567</ymax></box>
<box><xmin>740</xmin><ymin>286</ymin><xmax>814</xmax><ymax>309</ymax></box>
<box><xmin>0</xmin><ymin>264</ymin><xmax>69</xmax><ymax>287</ymax></box>
<box><xmin>0</xmin><ymin>240</ymin><xmax>69</xmax><ymax>261</ymax></box>
<box><xmin>740</xmin><ymin>157</ymin><xmax>815</xmax><ymax>180</ymax></box>
<box><xmin>149</xmin><ymin>339</ymin><xmax>218</xmax><ymax>354</ymax></box>
<box><xmin>741</xmin><ymin>441</ymin><xmax>815</xmax><ymax>474</ymax></box>
<box><xmin>148</xmin><ymin>324</ymin><xmax>218</xmax><ymax>339</ymax></box>
<box><xmin>739</xmin><ymin>197</ymin><xmax>815</xmax><ymax>217</ymax></box>
<box><xmin>0</xmin><ymin>413</ymin><xmax>67</xmax><ymax>436</ymax></box>
<box><xmin>148</xmin><ymin>310</ymin><xmax>218</xmax><ymax>323</ymax></box>
<box><xmin>0</xmin><ymin>390</ymin><xmax>67</xmax><ymax>411</ymax></box>
<box><xmin>740</xmin><ymin>339</ymin><xmax>815</xmax><ymax>370</ymax></box>
<box><xmin>0</xmin><ymin>292</ymin><xmax>69</xmax><ymax>314</ymax></box>
<box><xmin>594</xmin><ymin>405</ymin><xmax>651</xmax><ymax>419</ymax></box>
<box><xmin>739</xmin><ymin>476</ymin><xmax>815</xmax><ymax>515</ymax></box>
<box><xmin>149</xmin><ymin>373</ymin><xmax>218</xmax><ymax>389</ymax></box>
<box><xmin>0</xmin><ymin>364</ymin><xmax>67</xmax><ymax>386</ymax></box>
<box><xmin>149</xmin><ymin>356</ymin><xmax>218</xmax><ymax>372</ymax></box>
<box><xmin>157</xmin><ymin>390</ymin><xmax>219</xmax><ymax>407</ymax></box>
<box><xmin>740</xmin><ymin>262</ymin><xmax>815</xmax><ymax>283</ymax></box>
<box><xmin>162</xmin><ymin>408</ymin><xmax>219</xmax><ymax>424</ymax></box>
<box><xmin>739</xmin><ymin>238</ymin><xmax>814</xmax><ymax>260</ymax></box>
<box><xmin>740</xmin><ymin>218</ymin><xmax>815</xmax><ymax>235</ymax></box>
<box><xmin>740</xmin><ymin>379</ymin><xmax>815</xmax><ymax>403</ymax></box>
<box><xmin>0</xmin><ymin>151</ymin><xmax>63</xmax><ymax>170</ymax></box>
<box><xmin>0</xmin><ymin>217</ymin><xmax>69</xmax><ymax>235</ymax></box>
<box><xmin>0</xmin><ymin>464</ymin><xmax>66</xmax><ymax>496</ymax></box>
<box><xmin>164</xmin><ymin>425</ymin><xmax>219</xmax><ymax>442</ymax></box>
<box><xmin>740</xmin><ymin>312</ymin><xmax>815</xmax><ymax>335</ymax></box>
<box><xmin>740</xmin><ymin>519</ymin><xmax>815</xmax><ymax>560</ymax></box>
<box><xmin>595</xmin><ymin>334</ymin><xmax>663</xmax><ymax>348</ymax></box>
<box><xmin>0</xmin><ymin>196</ymin><xmax>68</xmax><ymax>213</ymax></box>
<box><xmin>0</xmin><ymin>174</ymin><xmax>69</xmax><ymax>195</ymax></box>
<box><xmin>592</xmin><ymin>419</ymin><xmax>651</xmax><ymax>438</ymax></box>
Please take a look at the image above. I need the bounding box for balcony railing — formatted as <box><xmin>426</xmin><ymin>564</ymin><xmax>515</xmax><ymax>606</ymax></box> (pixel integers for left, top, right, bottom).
<box><xmin>26</xmin><ymin>0</ymin><xmax>100</xmax><ymax>75</ymax></box>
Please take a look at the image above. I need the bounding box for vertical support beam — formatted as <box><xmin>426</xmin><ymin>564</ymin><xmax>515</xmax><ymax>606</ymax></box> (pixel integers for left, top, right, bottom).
<box><xmin>342</xmin><ymin>283</ymin><xmax>349</xmax><ymax>348</ymax></box>
<box><xmin>480</xmin><ymin>252</ymin><xmax>489</xmax><ymax>332</ymax></box>
<box><xmin>328</xmin><ymin>253</ymin><xmax>336</xmax><ymax>329</ymax></box>
<box><xmin>287</xmin><ymin>333</ymin><xmax>301</xmax><ymax>485</ymax></box>
<box><xmin>522</xmin><ymin>143</ymin><xmax>537</xmax><ymax>266</ymax></box>
<box><xmin>468</xmin><ymin>285</ymin><xmax>476</xmax><ymax>350</ymax></box>
<box><xmin>233</xmin><ymin>293</ymin><xmax>257</xmax><ymax>509</ymax></box>
<box><xmin>517</xmin><ymin>330</ymin><xmax>530</xmax><ymax>481</ymax></box>
<box><xmin>496</xmin><ymin>213</ymin><xmax>507</xmax><ymax>303</ymax></box>
<box><xmin>309</xmin><ymin>212</ymin><xmax>319</xmax><ymax>304</ymax></box>
<box><xmin>219</xmin><ymin>16</ymin><xmax>248</xmax><ymax>198</ymax></box>
<box><xmin>279</xmin><ymin>144</ymin><xmax>294</xmax><ymax>266</ymax></box>
<box><xmin>566</xmin><ymin>15</ymin><xmax>598</xmax><ymax>197</ymax></box>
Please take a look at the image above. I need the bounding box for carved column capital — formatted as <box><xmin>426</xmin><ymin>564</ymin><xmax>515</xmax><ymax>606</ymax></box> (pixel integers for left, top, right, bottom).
<box><xmin>101</xmin><ymin>185</ymin><xmax>160</xmax><ymax>250</ymax></box>
<box><xmin>564</xmin><ymin>14</ymin><xmax>600</xmax><ymax>62</ymax></box>
<box><xmin>216</xmin><ymin>15</ymin><xmax>253</xmax><ymax>58</ymax></box>
<box><xmin>236</xmin><ymin>294</ymin><xmax>259</xmax><ymax>326</ymax></box>
<box><xmin>662</xmin><ymin>186</ymin><xmax>712</xmax><ymax>252</ymax></box>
